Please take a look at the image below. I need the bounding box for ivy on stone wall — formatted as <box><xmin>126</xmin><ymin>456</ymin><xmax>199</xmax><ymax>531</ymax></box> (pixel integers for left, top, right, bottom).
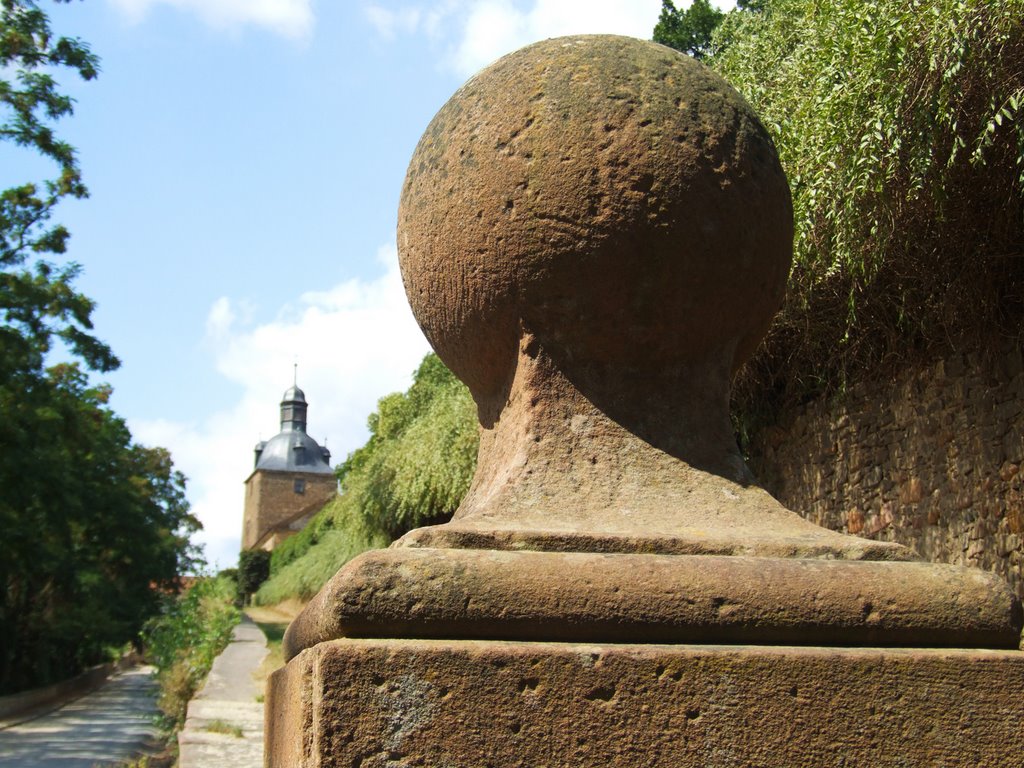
<box><xmin>664</xmin><ymin>0</ymin><xmax>1024</xmax><ymax>416</ymax></box>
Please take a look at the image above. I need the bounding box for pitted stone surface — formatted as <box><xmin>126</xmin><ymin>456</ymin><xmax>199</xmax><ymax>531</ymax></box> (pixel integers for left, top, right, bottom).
<box><xmin>284</xmin><ymin>548</ymin><xmax>1022</xmax><ymax>658</ymax></box>
<box><xmin>268</xmin><ymin>639</ymin><xmax>1024</xmax><ymax>768</ymax></box>
<box><xmin>399</xmin><ymin>35</ymin><xmax>792</xmax><ymax>399</ymax></box>
<box><xmin>393</xmin><ymin>35</ymin><xmax>909</xmax><ymax>557</ymax></box>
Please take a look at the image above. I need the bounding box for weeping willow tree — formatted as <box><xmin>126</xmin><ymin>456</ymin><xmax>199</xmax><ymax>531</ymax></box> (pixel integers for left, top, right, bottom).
<box><xmin>671</xmin><ymin>0</ymin><xmax>1024</xmax><ymax>418</ymax></box>
<box><xmin>255</xmin><ymin>354</ymin><xmax>477</xmax><ymax>603</ymax></box>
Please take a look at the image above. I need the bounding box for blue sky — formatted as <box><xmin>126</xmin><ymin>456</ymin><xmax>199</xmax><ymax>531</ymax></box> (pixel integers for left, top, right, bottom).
<box><xmin>14</xmin><ymin>0</ymin><xmax>731</xmax><ymax>569</ymax></box>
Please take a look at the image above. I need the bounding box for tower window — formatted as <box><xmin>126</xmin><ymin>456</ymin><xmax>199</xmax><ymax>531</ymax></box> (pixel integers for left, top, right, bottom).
<box><xmin>294</xmin><ymin>478</ymin><xmax>306</xmax><ymax>494</ymax></box>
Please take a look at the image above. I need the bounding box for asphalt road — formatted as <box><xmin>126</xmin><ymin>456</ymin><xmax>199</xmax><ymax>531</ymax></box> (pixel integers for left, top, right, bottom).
<box><xmin>0</xmin><ymin>666</ymin><xmax>161</xmax><ymax>768</ymax></box>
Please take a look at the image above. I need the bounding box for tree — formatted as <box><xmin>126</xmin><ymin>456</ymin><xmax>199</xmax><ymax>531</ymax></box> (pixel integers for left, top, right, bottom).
<box><xmin>0</xmin><ymin>363</ymin><xmax>200</xmax><ymax>692</ymax></box>
<box><xmin>654</xmin><ymin>1</ymin><xmax>765</xmax><ymax>59</ymax></box>
<box><xmin>339</xmin><ymin>352</ymin><xmax>478</xmax><ymax>538</ymax></box>
<box><xmin>237</xmin><ymin>550</ymin><xmax>271</xmax><ymax>605</ymax></box>
<box><xmin>653</xmin><ymin>0</ymin><xmax>725</xmax><ymax>59</ymax></box>
<box><xmin>0</xmin><ymin>1</ymin><xmax>200</xmax><ymax>692</ymax></box>
<box><xmin>1</xmin><ymin>0</ymin><xmax>115</xmax><ymax>375</ymax></box>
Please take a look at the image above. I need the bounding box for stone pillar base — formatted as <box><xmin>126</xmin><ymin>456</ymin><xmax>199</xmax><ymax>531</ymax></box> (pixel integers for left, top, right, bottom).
<box><xmin>266</xmin><ymin>638</ymin><xmax>1024</xmax><ymax>767</ymax></box>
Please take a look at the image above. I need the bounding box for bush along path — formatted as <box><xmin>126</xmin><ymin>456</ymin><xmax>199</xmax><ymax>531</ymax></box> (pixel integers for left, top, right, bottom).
<box><xmin>143</xmin><ymin>573</ymin><xmax>241</xmax><ymax>763</ymax></box>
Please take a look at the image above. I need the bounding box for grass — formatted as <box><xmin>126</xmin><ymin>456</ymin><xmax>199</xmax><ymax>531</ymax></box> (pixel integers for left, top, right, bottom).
<box><xmin>204</xmin><ymin>719</ymin><xmax>244</xmax><ymax>738</ymax></box>
<box><xmin>245</xmin><ymin>604</ymin><xmax>300</xmax><ymax>693</ymax></box>
<box><xmin>118</xmin><ymin>751</ymin><xmax>175</xmax><ymax>768</ymax></box>
<box><xmin>255</xmin><ymin>527</ymin><xmax>384</xmax><ymax>605</ymax></box>
<box><xmin>254</xmin><ymin>619</ymin><xmax>287</xmax><ymax>646</ymax></box>
<box><xmin>252</xmin><ymin>622</ymin><xmax>286</xmax><ymax>688</ymax></box>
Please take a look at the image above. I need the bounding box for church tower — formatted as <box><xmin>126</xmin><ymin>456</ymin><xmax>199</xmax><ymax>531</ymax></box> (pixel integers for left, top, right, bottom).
<box><xmin>242</xmin><ymin>382</ymin><xmax>337</xmax><ymax>551</ymax></box>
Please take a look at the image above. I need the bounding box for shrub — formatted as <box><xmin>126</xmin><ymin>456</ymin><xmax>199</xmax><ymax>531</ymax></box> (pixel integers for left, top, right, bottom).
<box><xmin>143</xmin><ymin>574</ymin><xmax>240</xmax><ymax>728</ymax></box>
<box><xmin>255</xmin><ymin>526</ymin><xmax>388</xmax><ymax>604</ymax></box>
<box><xmin>236</xmin><ymin>550</ymin><xmax>271</xmax><ymax>606</ymax></box>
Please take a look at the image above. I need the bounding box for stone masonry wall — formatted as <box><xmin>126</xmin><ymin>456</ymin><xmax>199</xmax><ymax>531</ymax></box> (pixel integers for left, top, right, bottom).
<box><xmin>242</xmin><ymin>470</ymin><xmax>336</xmax><ymax>551</ymax></box>
<box><xmin>747</xmin><ymin>344</ymin><xmax>1024</xmax><ymax>599</ymax></box>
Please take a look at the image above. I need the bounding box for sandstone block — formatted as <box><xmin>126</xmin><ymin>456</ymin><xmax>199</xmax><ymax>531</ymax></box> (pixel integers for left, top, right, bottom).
<box><xmin>267</xmin><ymin>639</ymin><xmax>1024</xmax><ymax>768</ymax></box>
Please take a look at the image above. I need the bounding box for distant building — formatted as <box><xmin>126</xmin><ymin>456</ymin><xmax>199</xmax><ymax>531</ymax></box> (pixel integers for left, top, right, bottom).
<box><xmin>242</xmin><ymin>383</ymin><xmax>336</xmax><ymax>551</ymax></box>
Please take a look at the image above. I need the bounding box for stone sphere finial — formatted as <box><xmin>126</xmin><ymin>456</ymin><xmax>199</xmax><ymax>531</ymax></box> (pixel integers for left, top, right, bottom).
<box><xmin>398</xmin><ymin>35</ymin><xmax>793</xmax><ymax>404</ymax></box>
<box><xmin>280</xmin><ymin>35</ymin><xmax>1021</xmax><ymax>665</ymax></box>
<box><xmin>395</xmin><ymin>34</ymin><xmax>813</xmax><ymax>544</ymax></box>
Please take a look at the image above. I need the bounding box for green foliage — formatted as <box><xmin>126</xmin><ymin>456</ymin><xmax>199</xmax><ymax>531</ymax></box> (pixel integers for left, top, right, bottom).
<box><xmin>653</xmin><ymin>0</ymin><xmax>726</xmax><ymax>59</ymax></box>
<box><xmin>255</xmin><ymin>525</ymin><xmax>389</xmax><ymax>605</ymax></box>
<box><xmin>1</xmin><ymin>0</ymin><xmax>115</xmax><ymax>373</ymax></box>
<box><xmin>0</xmin><ymin>1</ymin><xmax>199</xmax><ymax>694</ymax></box>
<box><xmin>659</xmin><ymin>0</ymin><xmax>1024</xmax><ymax>409</ymax></box>
<box><xmin>0</xmin><ymin>363</ymin><xmax>200</xmax><ymax>693</ymax></box>
<box><xmin>714</xmin><ymin>0</ymin><xmax>1023</xmax><ymax>281</ymax></box>
<box><xmin>204</xmin><ymin>719</ymin><xmax>243</xmax><ymax>738</ymax></box>
<box><xmin>255</xmin><ymin>354</ymin><xmax>478</xmax><ymax>604</ymax></box>
<box><xmin>266</xmin><ymin>493</ymin><xmax>345</xmax><ymax>576</ymax></box>
<box><xmin>143</xmin><ymin>574</ymin><xmax>240</xmax><ymax>728</ymax></box>
<box><xmin>344</xmin><ymin>354</ymin><xmax>478</xmax><ymax>538</ymax></box>
<box><xmin>236</xmin><ymin>549</ymin><xmax>271</xmax><ymax>605</ymax></box>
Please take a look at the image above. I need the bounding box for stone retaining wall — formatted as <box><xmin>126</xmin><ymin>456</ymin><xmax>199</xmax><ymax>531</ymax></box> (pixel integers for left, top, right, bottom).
<box><xmin>748</xmin><ymin>344</ymin><xmax>1024</xmax><ymax>598</ymax></box>
<box><xmin>0</xmin><ymin>653</ymin><xmax>140</xmax><ymax>723</ymax></box>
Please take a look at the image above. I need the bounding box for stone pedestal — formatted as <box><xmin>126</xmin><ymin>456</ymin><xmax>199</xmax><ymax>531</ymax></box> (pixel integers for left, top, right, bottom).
<box><xmin>266</xmin><ymin>34</ymin><xmax>1024</xmax><ymax>767</ymax></box>
<box><xmin>268</xmin><ymin>640</ymin><xmax>1024</xmax><ymax>767</ymax></box>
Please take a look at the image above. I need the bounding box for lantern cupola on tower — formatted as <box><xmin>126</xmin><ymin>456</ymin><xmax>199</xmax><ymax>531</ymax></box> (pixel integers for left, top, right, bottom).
<box><xmin>280</xmin><ymin>385</ymin><xmax>308</xmax><ymax>433</ymax></box>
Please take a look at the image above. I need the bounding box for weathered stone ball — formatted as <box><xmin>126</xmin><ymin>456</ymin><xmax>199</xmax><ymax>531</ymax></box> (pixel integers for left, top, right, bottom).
<box><xmin>398</xmin><ymin>35</ymin><xmax>792</xmax><ymax>399</ymax></box>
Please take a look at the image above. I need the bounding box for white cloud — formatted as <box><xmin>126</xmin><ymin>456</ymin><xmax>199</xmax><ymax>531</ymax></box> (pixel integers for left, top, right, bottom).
<box><xmin>450</xmin><ymin>0</ymin><xmax>527</xmax><ymax>75</ymax></box>
<box><xmin>131</xmin><ymin>244</ymin><xmax>431</xmax><ymax>570</ymax></box>
<box><xmin>365</xmin><ymin>5</ymin><xmax>423</xmax><ymax>40</ymax></box>
<box><xmin>363</xmin><ymin>0</ymin><xmax>736</xmax><ymax>77</ymax></box>
<box><xmin>450</xmin><ymin>0</ymin><xmax>664</xmax><ymax>76</ymax></box>
<box><xmin>108</xmin><ymin>0</ymin><xmax>315</xmax><ymax>40</ymax></box>
<box><xmin>205</xmin><ymin>296</ymin><xmax>236</xmax><ymax>340</ymax></box>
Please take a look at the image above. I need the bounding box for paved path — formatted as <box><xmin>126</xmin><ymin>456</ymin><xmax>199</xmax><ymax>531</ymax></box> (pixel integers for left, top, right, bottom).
<box><xmin>178</xmin><ymin>615</ymin><xmax>269</xmax><ymax>768</ymax></box>
<box><xmin>0</xmin><ymin>666</ymin><xmax>161</xmax><ymax>767</ymax></box>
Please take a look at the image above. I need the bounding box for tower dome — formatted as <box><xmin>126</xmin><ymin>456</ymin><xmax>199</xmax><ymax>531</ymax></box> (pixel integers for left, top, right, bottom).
<box><xmin>243</xmin><ymin>378</ymin><xmax>338</xmax><ymax>551</ymax></box>
<box><xmin>282</xmin><ymin>384</ymin><xmax>306</xmax><ymax>403</ymax></box>
<box><xmin>251</xmin><ymin>381</ymin><xmax>333</xmax><ymax>474</ymax></box>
